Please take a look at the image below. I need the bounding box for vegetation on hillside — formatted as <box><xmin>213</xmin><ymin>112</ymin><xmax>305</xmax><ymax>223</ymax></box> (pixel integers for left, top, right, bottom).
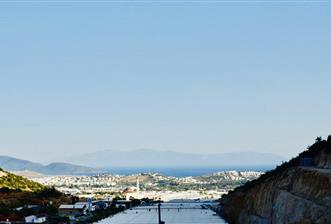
<box><xmin>227</xmin><ymin>136</ymin><xmax>331</xmax><ymax>194</ymax></box>
<box><xmin>0</xmin><ymin>168</ymin><xmax>69</xmax><ymax>212</ymax></box>
<box><xmin>0</xmin><ymin>168</ymin><xmax>46</xmax><ymax>192</ymax></box>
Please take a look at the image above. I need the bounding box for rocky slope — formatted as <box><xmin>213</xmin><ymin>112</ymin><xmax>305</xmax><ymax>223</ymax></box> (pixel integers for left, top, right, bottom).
<box><xmin>219</xmin><ymin>136</ymin><xmax>331</xmax><ymax>224</ymax></box>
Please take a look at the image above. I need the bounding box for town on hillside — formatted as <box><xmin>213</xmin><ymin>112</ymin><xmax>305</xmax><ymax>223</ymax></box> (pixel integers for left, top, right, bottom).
<box><xmin>0</xmin><ymin>168</ymin><xmax>260</xmax><ymax>223</ymax></box>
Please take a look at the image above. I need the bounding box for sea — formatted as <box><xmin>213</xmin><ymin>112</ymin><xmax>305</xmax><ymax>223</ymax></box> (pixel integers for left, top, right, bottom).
<box><xmin>97</xmin><ymin>165</ymin><xmax>275</xmax><ymax>177</ymax></box>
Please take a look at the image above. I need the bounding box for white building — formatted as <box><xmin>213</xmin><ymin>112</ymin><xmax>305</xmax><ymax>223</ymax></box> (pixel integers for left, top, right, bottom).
<box><xmin>24</xmin><ymin>215</ymin><xmax>46</xmax><ymax>223</ymax></box>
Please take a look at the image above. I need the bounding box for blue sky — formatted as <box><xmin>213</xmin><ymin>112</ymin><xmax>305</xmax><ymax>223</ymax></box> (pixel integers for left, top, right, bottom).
<box><xmin>0</xmin><ymin>1</ymin><xmax>330</xmax><ymax>162</ymax></box>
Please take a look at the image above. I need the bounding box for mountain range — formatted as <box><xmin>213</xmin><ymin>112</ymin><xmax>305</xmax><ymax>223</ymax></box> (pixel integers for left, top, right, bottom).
<box><xmin>0</xmin><ymin>156</ymin><xmax>96</xmax><ymax>175</ymax></box>
<box><xmin>1</xmin><ymin>150</ymin><xmax>285</xmax><ymax>174</ymax></box>
<box><xmin>58</xmin><ymin>149</ymin><xmax>285</xmax><ymax>168</ymax></box>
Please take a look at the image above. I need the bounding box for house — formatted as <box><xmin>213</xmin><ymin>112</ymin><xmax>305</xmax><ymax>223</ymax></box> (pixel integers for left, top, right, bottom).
<box><xmin>58</xmin><ymin>204</ymin><xmax>88</xmax><ymax>218</ymax></box>
<box><xmin>75</xmin><ymin>202</ymin><xmax>96</xmax><ymax>212</ymax></box>
<box><xmin>24</xmin><ymin>215</ymin><xmax>46</xmax><ymax>223</ymax></box>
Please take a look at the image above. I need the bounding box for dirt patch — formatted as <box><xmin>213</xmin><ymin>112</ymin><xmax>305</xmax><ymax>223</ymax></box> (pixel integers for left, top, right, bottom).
<box><xmin>0</xmin><ymin>171</ymin><xmax>7</xmax><ymax>178</ymax></box>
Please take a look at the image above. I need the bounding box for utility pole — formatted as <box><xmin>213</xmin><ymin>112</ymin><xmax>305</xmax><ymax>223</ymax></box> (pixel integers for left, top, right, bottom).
<box><xmin>158</xmin><ymin>203</ymin><xmax>165</xmax><ymax>224</ymax></box>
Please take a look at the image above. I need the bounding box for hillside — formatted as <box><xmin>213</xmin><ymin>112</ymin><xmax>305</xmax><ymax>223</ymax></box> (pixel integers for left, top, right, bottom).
<box><xmin>0</xmin><ymin>168</ymin><xmax>70</xmax><ymax>223</ymax></box>
<box><xmin>59</xmin><ymin>149</ymin><xmax>285</xmax><ymax>167</ymax></box>
<box><xmin>41</xmin><ymin>162</ymin><xmax>96</xmax><ymax>175</ymax></box>
<box><xmin>0</xmin><ymin>168</ymin><xmax>45</xmax><ymax>192</ymax></box>
<box><xmin>0</xmin><ymin>156</ymin><xmax>96</xmax><ymax>175</ymax></box>
<box><xmin>218</xmin><ymin>136</ymin><xmax>331</xmax><ymax>224</ymax></box>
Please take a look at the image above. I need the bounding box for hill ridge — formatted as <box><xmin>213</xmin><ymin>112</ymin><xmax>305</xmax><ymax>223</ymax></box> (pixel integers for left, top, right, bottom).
<box><xmin>0</xmin><ymin>156</ymin><xmax>96</xmax><ymax>175</ymax></box>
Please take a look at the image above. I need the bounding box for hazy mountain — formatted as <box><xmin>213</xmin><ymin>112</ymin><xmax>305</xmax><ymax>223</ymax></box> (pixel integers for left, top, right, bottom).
<box><xmin>59</xmin><ymin>149</ymin><xmax>285</xmax><ymax>168</ymax></box>
<box><xmin>0</xmin><ymin>156</ymin><xmax>43</xmax><ymax>172</ymax></box>
<box><xmin>0</xmin><ymin>156</ymin><xmax>96</xmax><ymax>175</ymax></box>
<box><xmin>41</xmin><ymin>162</ymin><xmax>96</xmax><ymax>175</ymax></box>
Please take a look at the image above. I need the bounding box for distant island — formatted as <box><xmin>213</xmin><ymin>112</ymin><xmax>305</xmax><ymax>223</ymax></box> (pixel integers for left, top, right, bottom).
<box><xmin>58</xmin><ymin>149</ymin><xmax>285</xmax><ymax>168</ymax></box>
<box><xmin>0</xmin><ymin>150</ymin><xmax>283</xmax><ymax>176</ymax></box>
<box><xmin>0</xmin><ymin>156</ymin><xmax>96</xmax><ymax>175</ymax></box>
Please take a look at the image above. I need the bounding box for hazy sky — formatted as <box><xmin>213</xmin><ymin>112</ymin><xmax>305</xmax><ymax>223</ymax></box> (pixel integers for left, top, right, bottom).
<box><xmin>0</xmin><ymin>1</ymin><xmax>330</xmax><ymax>163</ymax></box>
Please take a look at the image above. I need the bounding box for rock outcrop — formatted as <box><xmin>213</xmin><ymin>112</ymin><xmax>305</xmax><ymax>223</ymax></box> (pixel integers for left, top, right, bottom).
<box><xmin>219</xmin><ymin>136</ymin><xmax>331</xmax><ymax>224</ymax></box>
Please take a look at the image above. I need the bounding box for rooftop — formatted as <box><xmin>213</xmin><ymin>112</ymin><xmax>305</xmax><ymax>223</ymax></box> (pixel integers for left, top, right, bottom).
<box><xmin>59</xmin><ymin>204</ymin><xmax>86</xmax><ymax>209</ymax></box>
<box><xmin>94</xmin><ymin>203</ymin><xmax>227</xmax><ymax>224</ymax></box>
